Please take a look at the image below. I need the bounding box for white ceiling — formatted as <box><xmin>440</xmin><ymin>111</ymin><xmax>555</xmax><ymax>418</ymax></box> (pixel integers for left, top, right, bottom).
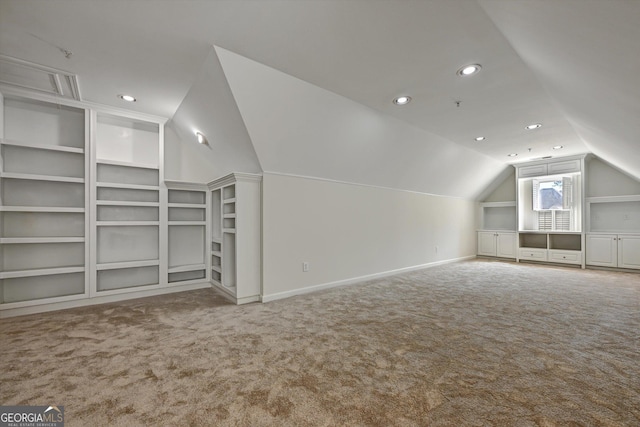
<box><xmin>1</xmin><ymin>0</ymin><xmax>639</xmax><ymax>179</ymax></box>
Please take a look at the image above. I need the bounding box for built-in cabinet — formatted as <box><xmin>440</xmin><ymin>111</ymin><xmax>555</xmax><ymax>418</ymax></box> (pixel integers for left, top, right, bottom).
<box><xmin>1</xmin><ymin>96</ymin><xmax>89</xmax><ymax>306</ymax></box>
<box><xmin>585</xmin><ymin>195</ymin><xmax>640</xmax><ymax>269</ymax></box>
<box><xmin>482</xmin><ymin>154</ymin><xmax>640</xmax><ymax>271</ymax></box>
<box><xmin>477</xmin><ymin>201</ymin><xmax>517</xmax><ymax>260</ymax></box>
<box><xmin>513</xmin><ymin>156</ymin><xmax>586</xmax><ymax>267</ymax></box>
<box><xmin>208</xmin><ymin>173</ymin><xmax>261</xmax><ymax>304</ymax></box>
<box><xmin>585</xmin><ymin>234</ymin><xmax>640</xmax><ymax>269</ymax></box>
<box><xmin>0</xmin><ymin>90</ymin><xmax>215</xmax><ymax>317</ymax></box>
<box><xmin>92</xmin><ymin>112</ymin><xmax>163</xmax><ymax>294</ymax></box>
<box><xmin>166</xmin><ymin>182</ymin><xmax>208</xmax><ymax>284</ymax></box>
<box><xmin>518</xmin><ymin>232</ymin><xmax>582</xmax><ymax>265</ymax></box>
<box><xmin>477</xmin><ymin>231</ymin><xmax>516</xmax><ymax>258</ymax></box>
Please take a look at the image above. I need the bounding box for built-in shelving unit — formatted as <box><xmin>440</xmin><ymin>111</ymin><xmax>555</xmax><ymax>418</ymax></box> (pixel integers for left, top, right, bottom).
<box><xmin>208</xmin><ymin>173</ymin><xmax>261</xmax><ymax>304</ymax></box>
<box><xmin>585</xmin><ymin>195</ymin><xmax>640</xmax><ymax>269</ymax></box>
<box><xmin>166</xmin><ymin>181</ymin><xmax>208</xmax><ymax>284</ymax></box>
<box><xmin>514</xmin><ymin>156</ymin><xmax>586</xmax><ymax>267</ymax></box>
<box><xmin>1</xmin><ymin>96</ymin><xmax>88</xmax><ymax>307</ymax></box>
<box><xmin>477</xmin><ymin>200</ymin><xmax>517</xmax><ymax>259</ymax></box>
<box><xmin>92</xmin><ymin>112</ymin><xmax>162</xmax><ymax>294</ymax></box>
<box><xmin>0</xmin><ymin>89</ymin><xmax>216</xmax><ymax>317</ymax></box>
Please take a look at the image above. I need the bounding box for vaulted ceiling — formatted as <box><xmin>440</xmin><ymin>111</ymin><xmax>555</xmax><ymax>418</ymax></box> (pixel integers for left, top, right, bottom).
<box><xmin>1</xmin><ymin>0</ymin><xmax>639</xmax><ymax>197</ymax></box>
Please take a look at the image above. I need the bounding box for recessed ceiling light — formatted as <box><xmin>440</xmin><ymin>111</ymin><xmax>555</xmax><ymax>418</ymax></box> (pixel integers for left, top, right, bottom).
<box><xmin>118</xmin><ymin>94</ymin><xmax>136</xmax><ymax>102</ymax></box>
<box><xmin>525</xmin><ymin>123</ymin><xmax>542</xmax><ymax>130</ymax></box>
<box><xmin>553</xmin><ymin>145</ymin><xmax>564</xmax><ymax>150</ymax></box>
<box><xmin>457</xmin><ymin>64</ymin><xmax>482</xmax><ymax>76</ymax></box>
<box><xmin>393</xmin><ymin>96</ymin><xmax>411</xmax><ymax>105</ymax></box>
<box><xmin>195</xmin><ymin>131</ymin><xmax>208</xmax><ymax>145</ymax></box>
<box><xmin>474</xmin><ymin>136</ymin><xmax>485</xmax><ymax>142</ymax></box>
<box><xmin>508</xmin><ymin>153</ymin><xmax>518</xmax><ymax>157</ymax></box>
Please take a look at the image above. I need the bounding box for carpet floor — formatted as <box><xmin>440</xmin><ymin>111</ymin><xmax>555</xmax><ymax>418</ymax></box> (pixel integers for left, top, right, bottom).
<box><xmin>1</xmin><ymin>259</ymin><xmax>639</xmax><ymax>426</ymax></box>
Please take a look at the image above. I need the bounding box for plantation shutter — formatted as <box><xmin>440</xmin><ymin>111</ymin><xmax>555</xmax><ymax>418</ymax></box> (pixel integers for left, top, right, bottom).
<box><xmin>532</xmin><ymin>179</ymin><xmax>540</xmax><ymax>211</ymax></box>
<box><xmin>562</xmin><ymin>176</ymin><xmax>573</xmax><ymax>209</ymax></box>
<box><xmin>538</xmin><ymin>210</ymin><xmax>552</xmax><ymax>230</ymax></box>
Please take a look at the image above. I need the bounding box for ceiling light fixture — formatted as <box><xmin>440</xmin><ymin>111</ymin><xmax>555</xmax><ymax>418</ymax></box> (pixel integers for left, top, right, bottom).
<box><xmin>393</xmin><ymin>96</ymin><xmax>411</xmax><ymax>105</ymax></box>
<box><xmin>474</xmin><ymin>136</ymin><xmax>485</xmax><ymax>142</ymax></box>
<box><xmin>118</xmin><ymin>94</ymin><xmax>136</xmax><ymax>102</ymax></box>
<box><xmin>508</xmin><ymin>153</ymin><xmax>518</xmax><ymax>157</ymax></box>
<box><xmin>553</xmin><ymin>145</ymin><xmax>564</xmax><ymax>150</ymax></box>
<box><xmin>457</xmin><ymin>64</ymin><xmax>482</xmax><ymax>76</ymax></box>
<box><xmin>195</xmin><ymin>131</ymin><xmax>208</xmax><ymax>145</ymax></box>
<box><xmin>525</xmin><ymin>123</ymin><xmax>542</xmax><ymax>130</ymax></box>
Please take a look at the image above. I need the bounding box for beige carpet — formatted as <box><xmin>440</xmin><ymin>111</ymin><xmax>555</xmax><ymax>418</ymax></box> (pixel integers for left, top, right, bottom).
<box><xmin>1</xmin><ymin>259</ymin><xmax>639</xmax><ymax>426</ymax></box>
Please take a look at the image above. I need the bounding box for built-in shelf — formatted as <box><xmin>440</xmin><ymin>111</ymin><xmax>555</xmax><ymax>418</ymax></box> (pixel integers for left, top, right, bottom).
<box><xmin>96</xmin><ymin>182</ymin><xmax>160</xmax><ymax>191</ymax></box>
<box><xmin>223</xmin><ymin>198</ymin><xmax>236</xmax><ymax>203</ymax></box>
<box><xmin>0</xmin><ymin>266</ymin><xmax>85</xmax><ymax>280</ymax></box>
<box><xmin>212</xmin><ymin>251</ymin><xmax>222</xmax><ymax>257</ymax></box>
<box><xmin>223</xmin><ymin>228</ymin><xmax>236</xmax><ymax>233</ymax></box>
<box><xmin>96</xmin><ymin>200</ymin><xmax>160</xmax><ymax>207</ymax></box>
<box><xmin>96</xmin><ymin>260</ymin><xmax>160</xmax><ymax>271</ymax></box>
<box><xmin>167</xmin><ymin>221</ymin><xmax>206</xmax><ymax>226</ymax></box>
<box><xmin>0</xmin><ymin>139</ymin><xmax>84</xmax><ymax>154</ymax></box>
<box><xmin>0</xmin><ymin>237</ymin><xmax>85</xmax><ymax>244</ymax></box>
<box><xmin>96</xmin><ymin>221</ymin><xmax>160</xmax><ymax>226</ymax></box>
<box><xmin>211</xmin><ymin>265</ymin><xmax>221</xmax><ymax>273</ymax></box>
<box><xmin>0</xmin><ymin>206</ymin><xmax>84</xmax><ymax>213</ymax></box>
<box><xmin>96</xmin><ymin>158</ymin><xmax>158</xmax><ymax>169</ymax></box>
<box><xmin>223</xmin><ymin>214</ymin><xmax>236</xmax><ymax>218</ymax></box>
<box><xmin>0</xmin><ymin>172</ymin><xmax>84</xmax><ymax>184</ymax></box>
<box><xmin>167</xmin><ymin>203</ymin><xmax>206</xmax><ymax>209</ymax></box>
<box><xmin>168</xmin><ymin>264</ymin><xmax>206</xmax><ymax>274</ymax></box>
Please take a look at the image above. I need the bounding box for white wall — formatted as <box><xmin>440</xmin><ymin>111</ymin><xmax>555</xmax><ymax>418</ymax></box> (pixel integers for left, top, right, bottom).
<box><xmin>586</xmin><ymin>157</ymin><xmax>640</xmax><ymax>197</ymax></box>
<box><xmin>217</xmin><ymin>46</ymin><xmax>504</xmax><ymax>200</ymax></box>
<box><xmin>262</xmin><ymin>173</ymin><xmax>477</xmax><ymax>300</ymax></box>
<box><xmin>482</xmin><ymin>169</ymin><xmax>516</xmax><ymax>202</ymax></box>
<box><xmin>165</xmin><ymin>47</ymin><xmax>262</xmax><ymax>182</ymax></box>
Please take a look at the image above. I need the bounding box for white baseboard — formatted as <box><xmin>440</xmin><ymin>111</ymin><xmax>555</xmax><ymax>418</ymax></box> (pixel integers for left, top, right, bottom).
<box><xmin>0</xmin><ymin>281</ymin><xmax>212</xmax><ymax>318</ymax></box>
<box><xmin>261</xmin><ymin>256</ymin><xmax>474</xmax><ymax>303</ymax></box>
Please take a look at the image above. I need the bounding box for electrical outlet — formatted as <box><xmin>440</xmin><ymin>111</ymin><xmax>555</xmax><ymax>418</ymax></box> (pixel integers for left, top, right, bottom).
<box><xmin>303</xmin><ymin>262</ymin><xmax>309</xmax><ymax>272</ymax></box>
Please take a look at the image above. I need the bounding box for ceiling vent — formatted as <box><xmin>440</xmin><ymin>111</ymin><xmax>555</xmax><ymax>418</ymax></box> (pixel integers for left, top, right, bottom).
<box><xmin>0</xmin><ymin>55</ymin><xmax>81</xmax><ymax>101</ymax></box>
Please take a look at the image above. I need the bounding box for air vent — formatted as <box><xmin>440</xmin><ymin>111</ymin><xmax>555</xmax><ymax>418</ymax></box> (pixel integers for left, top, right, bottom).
<box><xmin>0</xmin><ymin>55</ymin><xmax>81</xmax><ymax>101</ymax></box>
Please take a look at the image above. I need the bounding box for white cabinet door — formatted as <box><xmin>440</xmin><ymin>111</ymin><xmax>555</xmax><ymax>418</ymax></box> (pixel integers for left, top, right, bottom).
<box><xmin>478</xmin><ymin>232</ymin><xmax>497</xmax><ymax>256</ymax></box>
<box><xmin>586</xmin><ymin>234</ymin><xmax>617</xmax><ymax>267</ymax></box>
<box><xmin>496</xmin><ymin>233</ymin><xmax>516</xmax><ymax>258</ymax></box>
<box><xmin>548</xmin><ymin>159</ymin><xmax>581</xmax><ymax>175</ymax></box>
<box><xmin>518</xmin><ymin>164</ymin><xmax>548</xmax><ymax>178</ymax></box>
<box><xmin>618</xmin><ymin>235</ymin><xmax>640</xmax><ymax>270</ymax></box>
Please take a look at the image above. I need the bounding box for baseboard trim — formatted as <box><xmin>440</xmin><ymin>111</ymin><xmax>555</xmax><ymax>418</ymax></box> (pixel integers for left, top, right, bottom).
<box><xmin>0</xmin><ymin>281</ymin><xmax>212</xmax><ymax>318</ymax></box>
<box><xmin>261</xmin><ymin>256</ymin><xmax>474</xmax><ymax>303</ymax></box>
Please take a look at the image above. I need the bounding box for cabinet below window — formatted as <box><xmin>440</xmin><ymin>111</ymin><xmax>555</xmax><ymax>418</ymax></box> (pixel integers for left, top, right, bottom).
<box><xmin>517</xmin><ymin>232</ymin><xmax>583</xmax><ymax>266</ymax></box>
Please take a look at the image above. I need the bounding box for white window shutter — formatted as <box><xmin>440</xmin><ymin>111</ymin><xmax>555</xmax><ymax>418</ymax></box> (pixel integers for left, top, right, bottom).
<box><xmin>532</xmin><ymin>179</ymin><xmax>540</xmax><ymax>211</ymax></box>
<box><xmin>562</xmin><ymin>176</ymin><xmax>573</xmax><ymax>209</ymax></box>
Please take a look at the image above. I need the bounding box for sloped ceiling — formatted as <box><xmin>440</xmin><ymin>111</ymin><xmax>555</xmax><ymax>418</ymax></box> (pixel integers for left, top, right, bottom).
<box><xmin>165</xmin><ymin>47</ymin><xmax>261</xmax><ymax>183</ymax></box>
<box><xmin>216</xmin><ymin>47</ymin><xmax>502</xmax><ymax>199</ymax></box>
<box><xmin>0</xmin><ymin>0</ymin><xmax>639</xmax><ymax>189</ymax></box>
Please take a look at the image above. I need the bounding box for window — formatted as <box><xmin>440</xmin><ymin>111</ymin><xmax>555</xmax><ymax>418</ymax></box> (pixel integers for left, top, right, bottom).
<box><xmin>533</xmin><ymin>177</ymin><xmax>573</xmax><ymax>231</ymax></box>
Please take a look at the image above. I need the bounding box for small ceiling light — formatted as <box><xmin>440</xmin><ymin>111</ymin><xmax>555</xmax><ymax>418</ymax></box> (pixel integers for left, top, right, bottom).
<box><xmin>525</xmin><ymin>123</ymin><xmax>542</xmax><ymax>130</ymax></box>
<box><xmin>474</xmin><ymin>136</ymin><xmax>485</xmax><ymax>142</ymax></box>
<box><xmin>393</xmin><ymin>96</ymin><xmax>411</xmax><ymax>105</ymax></box>
<box><xmin>457</xmin><ymin>64</ymin><xmax>482</xmax><ymax>76</ymax></box>
<box><xmin>118</xmin><ymin>94</ymin><xmax>136</xmax><ymax>102</ymax></box>
<box><xmin>508</xmin><ymin>153</ymin><xmax>518</xmax><ymax>157</ymax></box>
<box><xmin>553</xmin><ymin>145</ymin><xmax>564</xmax><ymax>150</ymax></box>
<box><xmin>195</xmin><ymin>131</ymin><xmax>208</xmax><ymax>145</ymax></box>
